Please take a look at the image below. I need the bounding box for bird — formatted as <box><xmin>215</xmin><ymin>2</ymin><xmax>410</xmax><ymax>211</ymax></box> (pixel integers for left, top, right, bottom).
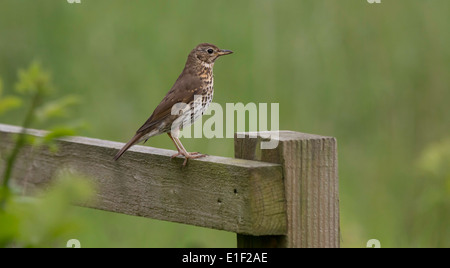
<box><xmin>114</xmin><ymin>43</ymin><xmax>233</xmax><ymax>166</ymax></box>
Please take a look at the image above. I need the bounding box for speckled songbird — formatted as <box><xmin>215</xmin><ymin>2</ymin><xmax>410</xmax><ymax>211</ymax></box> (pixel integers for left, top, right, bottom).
<box><xmin>114</xmin><ymin>43</ymin><xmax>233</xmax><ymax>166</ymax></box>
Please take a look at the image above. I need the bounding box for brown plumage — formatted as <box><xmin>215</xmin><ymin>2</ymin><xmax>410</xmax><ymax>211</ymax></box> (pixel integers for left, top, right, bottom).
<box><xmin>114</xmin><ymin>43</ymin><xmax>233</xmax><ymax>165</ymax></box>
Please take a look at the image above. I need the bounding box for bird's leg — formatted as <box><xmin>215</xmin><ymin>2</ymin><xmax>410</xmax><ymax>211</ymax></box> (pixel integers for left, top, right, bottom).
<box><xmin>173</xmin><ymin>137</ymin><xmax>207</xmax><ymax>166</ymax></box>
<box><xmin>167</xmin><ymin>133</ymin><xmax>183</xmax><ymax>158</ymax></box>
<box><xmin>168</xmin><ymin>132</ymin><xmax>207</xmax><ymax>166</ymax></box>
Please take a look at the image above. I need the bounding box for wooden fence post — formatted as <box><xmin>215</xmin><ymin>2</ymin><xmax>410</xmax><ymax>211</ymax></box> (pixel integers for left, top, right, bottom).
<box><xmin>0</xmin><ymin>123</ymin><xmax>287</xmax><ymax>236</ymax></box>
<box><xmin>235</xmin><ymin>131</ymin><xmax>339</xmax><ymax>248</ymax></box>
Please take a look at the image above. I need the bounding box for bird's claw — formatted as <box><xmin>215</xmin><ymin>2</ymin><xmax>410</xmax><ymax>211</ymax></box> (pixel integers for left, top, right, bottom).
<box><xmin>182</xmin><ymin>153</ymin><xmax>207</xmax><ymax>166</ymax></box>
<box><xmin>171</xmin><ymin>152</ymin><xmax>183</xmax><ymax>159</ymax></box>
<box><xmin>171</xmin><ymin>151</ymin><xmax>207</xmax><ymax>167</ymax></box>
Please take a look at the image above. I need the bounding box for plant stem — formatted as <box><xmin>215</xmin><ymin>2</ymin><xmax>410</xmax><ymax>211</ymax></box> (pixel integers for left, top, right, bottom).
<box><xmin>2</xmin><ymin>88</ymin><xmax>42</xmax><ymax>189</ymax></box>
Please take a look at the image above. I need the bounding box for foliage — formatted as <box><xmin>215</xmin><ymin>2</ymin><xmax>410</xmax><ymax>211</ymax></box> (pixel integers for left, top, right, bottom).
<box><xmin>0</xmin><ymin>78</ymin><xmax>22</xmax><ymax>116</ymax></box>
<box><xmin>1</xmin><ymin>62</ymin><xmax>82</xmax><ymax>187</ymax></box>
<box><xmin>0</xmin><ymin>62</ymin><xmax>93</xmax><ymax>248</ymax></box>
<box><xmin>0</xmin><ymin>171</ymin><xmax>94</xmax><ymax>248</ymax></box>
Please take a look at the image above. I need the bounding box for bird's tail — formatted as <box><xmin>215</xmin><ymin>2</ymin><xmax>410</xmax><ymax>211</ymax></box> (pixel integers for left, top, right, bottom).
<box><xmin>114</xmin><ymin>133</ymin><xmax>144</xmax><ymax>161</ymax></box>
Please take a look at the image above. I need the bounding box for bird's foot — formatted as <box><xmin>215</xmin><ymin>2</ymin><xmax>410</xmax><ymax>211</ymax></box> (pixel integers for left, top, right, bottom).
<box><xmin>182</xmin><ymin>152</ymin><xmax>207</xmax><ymax>167</ymax></box>
<box><xmin>171</xmin><ymin>151</ymin><xmax>183</xmax><ymax>159</ymax></box>
<box><xmin>171</xmin><ymin>151</ymin><xmax>207</xmax><ymax>166</ymax></box>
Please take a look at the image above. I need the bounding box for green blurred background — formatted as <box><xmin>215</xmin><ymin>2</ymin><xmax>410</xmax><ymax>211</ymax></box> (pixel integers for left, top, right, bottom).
<box><xmin>1</xmin><ymin>0</ymin><xmax>449</xmax><ymax>247</ymax></box>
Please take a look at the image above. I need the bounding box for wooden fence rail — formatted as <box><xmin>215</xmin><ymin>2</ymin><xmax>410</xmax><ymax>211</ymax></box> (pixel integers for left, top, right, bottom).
<box><xmin>0</xmin><ymin>123</ymin><xmax>339</xmax><ymax>248</ymax></box>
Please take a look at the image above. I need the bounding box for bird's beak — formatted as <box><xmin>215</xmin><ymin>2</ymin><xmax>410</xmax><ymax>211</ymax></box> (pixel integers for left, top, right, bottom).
<box><xmin>218</xmin><ymin>49</ymin><xmax>233</xmax><ymax>56</ymax></box>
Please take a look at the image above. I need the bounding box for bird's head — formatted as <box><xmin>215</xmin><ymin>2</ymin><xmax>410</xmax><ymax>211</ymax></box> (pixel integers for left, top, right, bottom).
<box><xmin>191</xmin><ymin>43</ymin><xmax>233</xmax><ymax>66</ymax></box>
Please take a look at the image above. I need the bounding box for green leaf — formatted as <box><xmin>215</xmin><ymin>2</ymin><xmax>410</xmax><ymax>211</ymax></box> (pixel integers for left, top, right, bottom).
<box><xmin>0</xmin><ymin>77</ymin><xmax>22</xmax><ymax>116</ymax></box>
<box><xmin>0</xmin><ymin>96</ymin><xmax>23</xmax><ymax>115</ymax></box>
<box><xmin>15</xmin><ymin>61</ymin><xmax>53</xmax><ymax>95</ymax></box>
<box><xmin>43</xmin><ymin>127</ymin><xmax>76</xmax><ymax>143</ymax></box>
<box><xmin>35</xmin><ymin>95</ymin><xmax>80</xmax><ymax>121</ymax></box>
<box><xmin>0</xmin><ymin>211</ymin><xmax>20</xmax><ymax>247</ymax></box>
<box><xmin>1</xmin><ymin>172</ymin><xmax>94</xmax><ymax>247</ymax></box>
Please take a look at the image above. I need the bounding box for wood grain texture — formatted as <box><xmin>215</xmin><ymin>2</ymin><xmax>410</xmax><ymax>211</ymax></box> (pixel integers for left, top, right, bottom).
<box><xmin>235</xmin><ymin>131</ymin><xmax>339</xmax><ymax>248</ymax></box>
<box><xmin>0</xmin><ymin>123</ymin><xmax>286</xmax><ymax>235</ymax></box>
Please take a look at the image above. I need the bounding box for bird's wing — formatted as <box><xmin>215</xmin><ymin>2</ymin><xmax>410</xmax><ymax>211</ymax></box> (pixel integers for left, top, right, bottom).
<box><xmin>136</xmin><ymin>72</ymin><xmax>203</xmax><ymax>134</ymax></box>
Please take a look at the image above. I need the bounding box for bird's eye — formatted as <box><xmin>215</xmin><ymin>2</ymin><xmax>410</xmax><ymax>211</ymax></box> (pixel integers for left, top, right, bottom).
<box><xmin>207</xmin><ymin>49</ymin><xmax>214</xmax><ymax>54</ymax></box>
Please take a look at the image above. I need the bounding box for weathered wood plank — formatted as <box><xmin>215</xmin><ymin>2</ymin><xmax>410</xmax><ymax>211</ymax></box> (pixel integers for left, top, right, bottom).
<box><xmin>0</xmin><ymin>123</ymin><xmax>286</xmax><ymax>236</ymax></box>
<box><xmin>235</xmin><ymin>131</ymin><xmax>339</xmax><ymax>248</ymax></box>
